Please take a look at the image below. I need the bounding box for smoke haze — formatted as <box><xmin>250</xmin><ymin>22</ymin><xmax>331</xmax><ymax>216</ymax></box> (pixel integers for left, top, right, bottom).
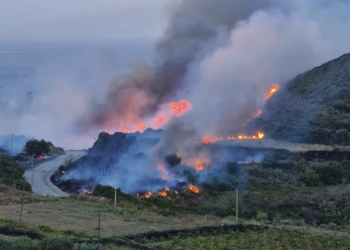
<box><xmin>1</xmin><ymin>0</ymin><xmax>350</xmax><ymax>150</ymax></box>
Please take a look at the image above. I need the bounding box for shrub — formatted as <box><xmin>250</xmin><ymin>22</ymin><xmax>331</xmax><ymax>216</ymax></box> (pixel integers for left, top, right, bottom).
<box><xmin>315</xmin><ymin>165</ymin><xmax>343</xmax><ymax>185</ymax></box>
<box><xmin>300</xmin><ymin>169</ymin><xmax>320</xmax><ymax>187</ymax></box>
<box><xmin>24</xmin><ymin>139</ymin><xmax>50</xmax><ymax>156</ymax></box>
<box><xmin>3</xmin><ymin>236</ymin><xmax>40</xmax><ymax>250</ymax></box>
<box><xmin>74</xmin><ymin>243</ymin><xmax>106</xmax><ymax>250</ymax></box>
<box><xmin>256</xmin><ymin>211</ymin><xmax>268</xmax><ymax>221</ymax></box>
<box><xmin>40</xmin><ymin>236</ymin><xmax>74</xmax><ymax>250</ymax></box>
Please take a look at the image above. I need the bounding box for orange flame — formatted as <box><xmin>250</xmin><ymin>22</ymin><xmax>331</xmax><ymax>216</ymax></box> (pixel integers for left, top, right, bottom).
<box><xmin>255</xmin><ymin>110</ymin><xmax>262</xmax><ymax>117</ymax></box>
<box><xmin>194</xmin><ymin>161</ymin><xmax>208</xmax><ymax>171</ymax></box>
<box><xmin>153</xmin><ymin>116</ymin><xmax>167</xmax><ymax>128</ymax></box>
<box><xmin>144</xmin><ymin>191</ymin><xmax>152</xmax><ymax>199</ymax></box>
<box><xmin>170</xmin><ymin>100</ymin><xmax>191</xmax><ymax>116</ymax></box>
<box><xmin>265</xmin><ymin>84</ymin><xmax>279</xmax><ymax>101</ymax></box>
<box><xmin>158</xmin><ymin>191</ymin><xmax>167</xmax><ymax>197</ymax></box>
<box><xmin>189</xmin><ymin>185</ymin><xmax>200</xmax><ymax>194</ymax></box>
<box><xmin>204</xmin><ymin>131</ymin><xmax>265</xmax><ymax>144</ymax></box>
<box><xmin>138</xmin><ymin>122</ymin><xmax>146</xmax><ymax>131</ymax></box>
<box><xmin>174</xmin><ymin>191</ymin><xmax>179</xmax><ymax>195</ymax></box>
<box><xmin>84</xmin><ymin>190</ymin><xmax>92</xmax><ymax>195</ymax></box>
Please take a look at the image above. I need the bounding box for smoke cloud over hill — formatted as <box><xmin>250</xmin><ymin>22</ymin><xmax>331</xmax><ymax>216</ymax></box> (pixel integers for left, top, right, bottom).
<box><xmin>1</xmin><ymin>0</ymin><xmax>350</xmax><ymax>149</ymax></box>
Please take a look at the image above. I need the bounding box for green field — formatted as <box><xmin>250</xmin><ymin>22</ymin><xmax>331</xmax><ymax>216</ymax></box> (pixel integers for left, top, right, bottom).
<box><xmin>150</xmin><ymin>228</ymin><xmax>350</xmax><ymax>250</ymax></box>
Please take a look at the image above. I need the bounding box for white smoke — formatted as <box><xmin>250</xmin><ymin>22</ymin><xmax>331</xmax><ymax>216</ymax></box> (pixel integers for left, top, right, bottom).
<box><xmin>169</xmin><ymin>0</ymin><xmax>350</xmax><ymax>142</ymax></box>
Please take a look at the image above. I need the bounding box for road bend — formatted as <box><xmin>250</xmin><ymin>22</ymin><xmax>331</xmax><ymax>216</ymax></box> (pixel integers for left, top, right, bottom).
<box><xmin>23</xmin><ymin>150</ymin><xmax>86</xmax><ymax>197</ymax></box>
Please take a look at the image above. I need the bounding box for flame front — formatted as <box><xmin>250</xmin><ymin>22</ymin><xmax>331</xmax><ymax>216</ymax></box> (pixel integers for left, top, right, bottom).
<box><xmin>170</xmin><ymin>100</ymin><xmax>191</xmax><ymax>116</ymax></box>
<box><xmin>203</xmin><ymin>131</ymin><xmax>265</xmax><ymax>144</ymax></box>
<box><xmin>265</xmin><ymin>84</ymin><xmax>279</xmax><ymax>101</ymax></box>
<box><xmin>189</xmin><ymin>185</ymin><xmax>200</xmax><ymax>194</ymax></box>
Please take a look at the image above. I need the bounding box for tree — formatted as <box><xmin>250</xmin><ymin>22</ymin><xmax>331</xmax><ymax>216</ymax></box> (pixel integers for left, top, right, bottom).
<box><xmin>24</xmin><ymin>139</ymin><xmax>50</xmax><ymax>156</ymax></box>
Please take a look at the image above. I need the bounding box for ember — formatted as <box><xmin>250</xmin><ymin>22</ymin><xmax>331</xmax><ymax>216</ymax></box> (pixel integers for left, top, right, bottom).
<box><xmin>189</xmin><ymin>185</ymin><xmax>200</xmax><ymax>194</ymax></box>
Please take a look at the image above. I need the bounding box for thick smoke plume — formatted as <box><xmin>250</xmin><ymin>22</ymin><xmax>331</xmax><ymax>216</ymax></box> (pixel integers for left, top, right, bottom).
<box><xmin>57</xmin><ymin>0</ymin><xmax>350</xmax><ymax>194</ymax></box>
<box><xmin>1</xmin><ymin>0</ymin><xmax>350</xmax><ymax>151</ymax></box>
<box><xmin>86</xmin><ymin>0</ymin><xmax>350</xmax><ymax>154</ymax></box>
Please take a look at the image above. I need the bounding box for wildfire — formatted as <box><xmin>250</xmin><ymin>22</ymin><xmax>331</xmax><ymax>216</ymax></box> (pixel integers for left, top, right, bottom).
<box><xmin>153</xmin><ymin>116</ymin><xmax>167</xmax><ymax>128</ymax></box>
<box><xmin>170</xmin><ymin>100</ymin><xmax>192</xmax><ymax>116</ymax></box>
<box><xmin>174</xmin><ymin>191</ymin><xmax>179</xmax><ymax>195</ymax></box>
<box><xmin>255</xmin><ymin>110</ymin><xmax>262</xmax><ymax>117</ymax></box>
<box><xmin>195</xmin><ymin>161</ymin><xmax>205</xmax><ymax>171</ymax></box>
<box><xmin>189</xmin><ymin>185</ymin><xmax>200</xmax><ymax>194</ymax></box>
<box><xmin>144</xmin><ymin>191</ymin><xmax>152</xmax><ymax>199</ymax></box>
<box><xmin>36</xmin><ymin>155</ymin><xmax>47</xmax><ymax>160</ymax></box>
<box><xmin>138</xmin><ymin>122</ymin><xmax>147</xmax><ymax>131</ymax></box>
<box><xmin>203</xmin><ymin>131</ymin><xmax>265</xmax><ymax>144</ymax></box>
<box><xmin>265</xmin><ymin>84</ymin><xmax>279</xmax><ymax>101</ymax></box>
<box><xmin>61</xmin><ymin>171</ymin><xmax>66</xmax><ymax>175</ymax></box>
<box><xmin>84</xmin><ymin>190</ymin><xmax>92</xmax><ymax>195</ymax></box>
<box><xmin>202</xmin><ymin>136</ymin><xmax>223</xmax><ymax>144</ymax></box>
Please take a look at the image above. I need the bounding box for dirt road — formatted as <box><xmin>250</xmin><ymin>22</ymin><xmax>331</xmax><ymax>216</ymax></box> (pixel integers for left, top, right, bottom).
<box><xmin>23</xmin><ymin>150</ymin><xmax>86</xmax><ymax>197</ymax></box>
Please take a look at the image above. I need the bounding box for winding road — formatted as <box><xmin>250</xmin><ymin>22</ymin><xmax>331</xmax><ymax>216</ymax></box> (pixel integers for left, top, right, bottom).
<box><xmin>23</xmin><ymin>150</ymin><xmax>86</xmax><ymax>197</ymax></box>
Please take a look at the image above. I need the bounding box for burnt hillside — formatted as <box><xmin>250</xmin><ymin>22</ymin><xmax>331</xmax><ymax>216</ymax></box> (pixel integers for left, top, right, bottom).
<box><xmin>253</xmin><ymin>52</ymin><xmax>350</xmax><ymax>145</ymax></box>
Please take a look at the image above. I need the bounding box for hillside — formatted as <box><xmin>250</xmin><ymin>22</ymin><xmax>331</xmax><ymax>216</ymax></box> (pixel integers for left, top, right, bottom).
<box><xmin>253</xmin><ymin>52</ymin><xmax>350</xmax><ymax>145</ymax></box>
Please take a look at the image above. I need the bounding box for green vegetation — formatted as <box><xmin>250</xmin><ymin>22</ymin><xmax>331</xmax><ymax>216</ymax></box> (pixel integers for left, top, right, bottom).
<box><xmin>0</xmin><ymin>236</ymin><xmax>109</xmax><ymax>250</ymax></box>
<box><xmin>150</xmin><ymin>228</ymin><xmax>350</xmax><ymax>250</ymax></box>
<box><xmin>24</xmin><ymin>139</ymin><xmax>51</xmax><ymax>156</ymax></box>
<box><xmin>0</xmin><ymin>153</ymin><xmax>31</xmax><ymax>191</ymax></box>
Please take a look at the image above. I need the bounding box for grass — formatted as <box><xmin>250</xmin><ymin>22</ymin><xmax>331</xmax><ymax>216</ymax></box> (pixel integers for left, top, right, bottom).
<box><xmin>0</xmin><ymin>189</ymin><xmax>238</xmax><ymax>237</ymax></box>
<box><xmin>151</xmin><ymin>228</ymin><xmax>350</xmax><ymax>250</ymax></box>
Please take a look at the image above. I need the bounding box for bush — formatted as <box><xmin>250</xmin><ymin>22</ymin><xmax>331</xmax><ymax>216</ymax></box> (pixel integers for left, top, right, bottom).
<box><xmin>24</xmin><ymin>139</ymin><xmax>50</xmax><ymax>156</ymax></box>
<box><xmin>300</xmin><ymin>169</ymin><xmax>320</xmax><ymax>187</ymax></box>
<box><xmin>1</xmin><ymin>236</ymin><xmax>40</xmax><ymax>250</ymax></box>
<box><xmin>0</xmin><ymin>154</ymin><xmax>31</xmax><ymax>191</ymax></box>
<box><xmin>315</xmin><ymin>165</ymin><xmax>343</xmax><ymax>185</ymax></box>
<box><xmin>40</xmin><ymin>236</ymin><xmax>74</xmax><ymax>250</ymax></box>
<box><xmin>74</xmin><ymin>243</ymin><xmax>106</xmax><ymax>250</ymax></box>
<box><xmin>256</xmin><ymin>211</ymin><xmax>268</xmax><ymax>221</ymax></box>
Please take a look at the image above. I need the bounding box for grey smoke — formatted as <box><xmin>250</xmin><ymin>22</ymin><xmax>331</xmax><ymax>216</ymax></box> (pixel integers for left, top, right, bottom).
<box><xmin>1</xmin><ymin>0</ymin><xmax>350</xmax><ymax>151</ymax></box>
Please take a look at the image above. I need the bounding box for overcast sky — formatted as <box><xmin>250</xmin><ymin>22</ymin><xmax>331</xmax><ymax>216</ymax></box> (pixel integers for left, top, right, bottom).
<box><xmin>0</xmin><ymin>0</ymin><xmax>170</xmax><ymax>43</ymax></box>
